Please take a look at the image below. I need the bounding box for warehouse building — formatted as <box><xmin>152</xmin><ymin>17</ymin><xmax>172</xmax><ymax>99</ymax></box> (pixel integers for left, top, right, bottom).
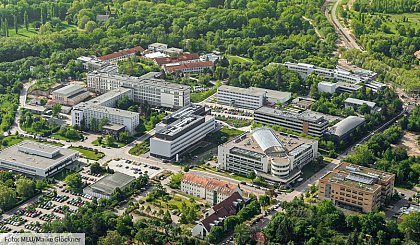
<box><xmin>218</xmin><ymin>127</ymin><xmax>318</xmax><ymax>184</ymax></box>
<box><xmin>0</xmin><ymin>141</ymin><xmax>79</xmax><ymax>177</ymax></box>
<box><xmin>150</xmin><ymin>105</ymin><xmax>215</xmax><ymax>160</ymax></box>
<box><xmin>327</xmin><ymin>116</ymin><xmax>366</xmax><ymax>142</ymax></box>
<box><xmin>318</xmin><ymin>162</ymin><xmax>395</xmax><ymax>212</ymax></box>
<box><xmin>52</xmin><ymin>84</ymin><xmax>90</xmax><ymax>106</ymax></box>
<box><xmin>83</xmin><ymin>172</ymin><xmax>136</xmax><ymax>199</ymax></box>
<box><xmin>254</xmin><ymin>107</ymin><xmax>329</xmax><ymax>137</ymax></box>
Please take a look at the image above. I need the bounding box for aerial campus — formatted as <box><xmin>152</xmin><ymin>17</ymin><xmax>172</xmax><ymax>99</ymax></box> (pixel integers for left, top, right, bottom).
<box><xmin>0</xmin><ymin>0</ymin><xmax>419</xmax><ymax>244</ymax></box>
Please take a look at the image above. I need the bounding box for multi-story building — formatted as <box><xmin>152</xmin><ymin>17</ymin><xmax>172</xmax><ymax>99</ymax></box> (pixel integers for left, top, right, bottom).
<box><xmin>148</xmin><ymin>43</ymin><xmax>168</xmax><ymax>53</ymax></box>
<box><xmin>150</xmin><ymin>105</ymin><xmax>215</xmax><ymax>160</ymax></box>
<box><xmin>52</xmin><ymin>84</ymin><xmax>90</xmax><ymax>106</ymax></box>
<box><xmin>87</xmin><ymin>71</ymin><xmax>190</xmax><ymax>109</ymax></box>
<box><xmin>254</xmin><ymin>107</ymin><xmax>329</xmax><ymax>137</ymax></box>
<box><xmin>218</xmin><ymin>127</ymin><xmax>318</xmax><ymax>184</ymax></box>
<box><xmin>180</xmin><ymin>173</ymin><xmax>242</xmax><ymax>205</ymax></box>
<box><xmin>153</xmin><ymin>53</ymin><xmax>200</xmax><ymax>67</ymax></box>
<box><xmin>216</xmin><ymin>85</ymin><xmax>291</xmax><ymax>109</ymax></box>
<box><xmin>163</xmin><ymin>61</ymin><xmax>214</xmax><ymax>74</ymax></box>
<box><xmin>318</xmin><ymin>162</ymin><xmax>395</xmax><ymax>212</ymax></box>
<box><xmin>318</xmin><ymin>81</ymin><xmax>362</xmax><ymax>94</ymax></box>
<box><xmin>98</xmin><ymin>46</ymin><xmax>144</xmax><ymax>63</ymax></box>
<box><xmin>344</xmin><ymin>97</ymin><xmax>380</xmax><ymax>113</ymax></box>
<box><xmin>72</xmin><ymin>88</ymin><xmax>140</xmax><ymax>135</ymax></box>
<box><xmin>327</xmin><ymin>116</ymin><xmax>366</xmax><ymax>142</ymax></box>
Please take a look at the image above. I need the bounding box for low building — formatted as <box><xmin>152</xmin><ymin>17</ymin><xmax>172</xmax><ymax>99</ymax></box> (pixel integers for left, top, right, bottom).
<box><xmin>327</xmin><ymin>116</ymin><xmax>366</xmax><ymax>142</ymax></box>
<box><xmin>254</xmin><ymin>107</ymin><xmax>329</xmax><ymax>137</ymax></box>
<box><xmin>192</xmin><ymin>192</ymin><xmax>248</xmax><ymax>239</ymax></box>
<box><xmin>218</xmin><ymin>127</ymin><xmax>318</xmax><ymax>184</ymax></box>
<box><xmin>150</xmin><ymin>105</ymin><xmax>215</xmax><ymax>160</ymax></box>
<box><xmin>83</xmin><ymin>172</ymin><xmax>136</xmax><ymax>199</ymax></box>
<box><xmin>344</xmin><ymin>98</ymin><xmax>380</xmax><ymax>113</ymax></box>
<box><xmin>52</xmin><ymin>85</ymin><xmax>90</xmax><ymax>106</ymax></box>
<box><xmin>148</xmin><ymin>43</ymin><xmax>168</xmax><ymax>53</ymax></box>
<box><xmin>77</xmin><ymin>56</ymin><xmax>109</xmax><ymax>71</ymax></box>
<box><xmin>22</xmin><ymin>104</ymin><xmax>47</xmax><ymax>115</ymax></box>
<box><xmin>163</xmin><ymin>61</ymin><xmax>214</xmax><ymax>74</ymax></box>
<box><xmin>318</xmin><ymin>81</ymin><xmax>362</xmax><ymax>94</ymax></box>
<box><xmin>98</xmin><ymin>46</ymin><xmax>144</xmax><ymax>63</ymax></box>
<box><xmin>216</xmin><ymin>85</ymin><xmax>291</xmax><ymax>109</ymax></box>
<box><xmin>154</xmin><ymin>53</ymin><xmax>200</xmax><ymax>67</ymax></box>
<box><xmin>180</xmin><ymin>173</ymin><xmax>242</xmax><ymax>205</ymax></box>
<box><xmin>318</xmin><ymin>162</ymin><xmax>395</xmax><ymax>213</ymax></box>
<box><xmin>0</xmin><ymin>141</ymin><xmax>79</xmax><ymax>177</ymax></box>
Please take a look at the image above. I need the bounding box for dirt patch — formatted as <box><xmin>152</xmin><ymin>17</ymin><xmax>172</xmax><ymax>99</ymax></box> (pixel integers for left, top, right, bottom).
<box><xmin>398</xmin><ymin>131</ymin><xmax>420</xmax><ymax>156</ymax></box>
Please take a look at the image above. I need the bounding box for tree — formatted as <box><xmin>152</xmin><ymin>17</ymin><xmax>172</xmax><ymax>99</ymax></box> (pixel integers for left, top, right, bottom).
<box><xmin>234</xmin><ymin>223</ymin><xmax>253</xmax><ymax>245</ymax></box>
<box><xmin>104</xmin><ymin>134</ymin><xmax>114</xmax><ymax>146</ymax></box>
<box><xmin>85</xmin><ymin>20</ymin><xmax>96</xmax><ymax>33</ymax></box>
<box><xmin>246</xmin><ymin>170</ymin><xmax>256</xmax><ymax>179</ymax></box>
<box><xmin>90</xmin><ymin>162</ymin><xmax>104</xmax><ymax>174</ymax></box>
<box><xmin>24</xmin><ymin>11</ymin><xmax>29</xmax><ymax>31</ymax></box>
<box><xmin>98</xmin><ymin>230</ymin><xmax>124</xmax><ymax>245</ymax></box>
<box><xmin>400</xmin><ymin>211</ymin><xmax>420</xmax><ymax>241</ymax></box>
<box><xmin>259</xmin><ymin>195</ymin><xmax>270</xmax><ymax>206</ymax></box>
<box><xmin>224</xmin><ymin>216</ymin><xmax>239</xmax><ymax>231</ymax></box>
<box><xmin>52</xmin><ymin>103</ymin><xmax>62</xmax><ymax>117</ymax></box>
<box><xmin>13</xmin><ymin>14</ymin><xmax>17</xmax><ymax>34</ymax></box>
<box><xmin>169</xmin><ymin>172</ymin><xmax>184</xmax><ymax>189</ymax></box>
<box><xmin>64</xmin><ymin>173</ymin><xmax>83</xmax><ymax>192</ymax></box>
<box><xmin>118</xmin><ymin>132</ymin><xmax>129</xmax><ymax>143</ymax></box>
<box><xmin>163</xmin><ymin>210</ymin><xmax>172</xmax><ymax>224</ymax></box>
<box><xmin>207</xmin><ymin>226</ymin><xmax>224</xmax><ymax>244</ymax></box>
<box><xmin>16</xmin><ymin>178</ymin><xmax>36</xmax><ymax>198</ymax></box>
<box><xmin>0</xmin><ymin>184</ymin><xmax>16</xmax><ymax>210</ymax></box>
<box><xmin>116</xmin><ymin>95</ymin><xmax>133</xmax><ymax>110</ymax></box>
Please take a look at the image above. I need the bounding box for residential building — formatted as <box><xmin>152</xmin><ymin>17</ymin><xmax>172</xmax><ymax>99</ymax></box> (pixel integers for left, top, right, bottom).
<box><xmin>83</xmin><ymin>172</ymin><xmax>136</xmax><ymax>199</ymax></box>
<box><xmin>153</xmin><ymin>53</ymin><xmax>200</xmax><ymax>67</ymax></box>
<box><xmin>344</xmin><ymin>98</ymin><xmax>380</xmax><ymax>113</ymax></box>
<box><xmin>218</xmin><ymin>127</ymin><xmax>318</xmax><ymax>184</ymax></box>
<box><xmin>87</xmin><ymin>71</ymin><xmax>190</xmax><ymax>109</ymax></box>
<box><xmin>72</xmin><ymin>88</ymin><xmax>140</xmax><ymax>135</ymax></box>
<box><xmin>327</xmin><ymin>116</ymin><xmax>366</xmax><ymax>142</ymax></box>
<box><xmin>254</xmin><ymin>107</ymin><xmax>329</xmax><ymax>137</ymax></box>
<box><xmin>216</xmin><ymin>85</ymin><xmax>291</xmax><ymax>109</ymax></box>
<box><xmin>163</xmin><ymin>61</ymin><xmax>214</xmax><ymax>74</ymax></box>
<box><xmin>192</xmin><ymin>192</ymin><xmax>248</xmax><ymax>239</ymax></box>
<box><xmin>52</xmin><ymin>84</ymin><xmax>90</xmax><ymax>106</ymax></box>
<box><xmin>180</xmin><ymin>173</ymin><xmax>242</xmax><ymax>205</ymax></box>
<box><xmin>150</xmin><ymin>105</ymin><xmax>215</xmax><ymax>160</ymax></box>
<box><xmin>318</xmin><ymin>162</ymin><xmax>395</xmax><ymax>212</ymax></box>
<box><xmin>0</xmin><ymin>141</ymin><xmax>79</xmax><ymax>177</ymax></box>
<box><xmin>98</xmin><ymin>46</ymin><xmax>144</xmax><ymax>62</ymax></box>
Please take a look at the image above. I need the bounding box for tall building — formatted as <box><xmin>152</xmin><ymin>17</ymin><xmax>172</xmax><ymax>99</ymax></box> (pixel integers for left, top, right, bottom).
<box><xmin>52</xmin><ymin>84</ymin><xmax>90</xmax><ymax>106</ymax></box>
<box><xmin>150</xmin><ymin>105</ymin><xmax>215</xmax><ymax>160</ymax></box>
<box><xmin>216</xmin><ymin>85</ymin><xmax>291</xmax><ymax>109</ymax></box>
<box><xmin>318</xmin><ymin>162</ymin><xmax>395</xmax><ymax>212</ymax></box>
<box><xmin>218</xmin><ymin>127</ymin><xmax>318</xmax><ymax>184</ymax></box>
<box><xmin>254</xmin><ymin>107</ymin><xmax>329</xmax><ymax>137</ymax></box>
<box><xmin>72</xmin><ymin>88</ymin><xmax>140</xmax><ymax>135</ymax></box>
<box><xmin>87</xmin><ymin>71</ymin><xmax>190</xmax><ymax>109</ymax></box>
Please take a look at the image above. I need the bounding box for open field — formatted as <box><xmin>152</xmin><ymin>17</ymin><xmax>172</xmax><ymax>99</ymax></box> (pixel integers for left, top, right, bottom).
<box><xmin>226</xmin><ymin>54</ymin><xmax>253</xmax><ymax>63</ymax></box>
<box><xmin>69</xmin><ymin>147</ymin><xmax>105</xmax><ymax>160</ymax></box>
<box><xmin>398</xmin><ymin>131</ymin><xmax>420</xmax><ymax>157</ymax></box>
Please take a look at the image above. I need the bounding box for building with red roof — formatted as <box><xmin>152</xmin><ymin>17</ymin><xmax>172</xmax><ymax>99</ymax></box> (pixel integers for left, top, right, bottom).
<box><xmin>98</xmin><ymin>46</ymin><xmax>144</xmax><ymax>62</ymax></box>
<box><xmin>163</xmin><ymin>61</ymin><xmax>214</xmax><ymax>74</ymax></box>
<box><xmin>153</xmin><ymin>53</ymin><xmax>200</xmax><ymax>66</ymax></box>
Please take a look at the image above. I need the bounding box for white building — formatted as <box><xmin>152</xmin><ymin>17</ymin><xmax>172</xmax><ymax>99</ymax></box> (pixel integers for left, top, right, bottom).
<box><xmin>87</xmin><ymin>71</ymin><xmax>190</xmax><ymax>109</ymax></box>
<box><xmin>180</xmin><ymin>173</ymin><xmax>242</xmax><ymax>205</ymax></box>
<box><xmin>52</xmin><ymin>84</ymin><xmax>90</xmax><ymax>106</ymax></box>
<box><xmin>218</xmin><ymin>127</ymin><xmax>318</xmax><ymax>184</ymax></box>
<box><xmin>254</xmin><ymin>107</ymin><xmax>329</xmax><ymax>137</ymax></box>
<box><xmin>148</xmin><ymin>43</ymin><xmax>168</xmax><ymax>53</ymax></box>
<box><xmin>344</xmin><ymin>97</ymin><xmax>380</xmax><ymax>113</ymax></box>
<box><xmin>0</xmin><ymin>141</ymin><xmax>79</xmax><ymax>177</ymax></box>
<box><xmin>98</xmin><ymin>46</ymin><xmax>144</xmax><ymax>63</ymax></box>
<box><xmin>163</xmin><ymin>61</ymin><xmax>214</xmax><ymax>74</ymax></box>
<box><xmin>83</xmin><ymin>172</ymin><xmax>136</xmax><ymax>199</ymax></box>
<box><xmin>216</xmin><ymin>85</ymin><xmax>291</xmax><ymax>109</ymax></box>
<box><xmin>150</xmin><ymin>105</ymin><xmax>215</xmax><ymax>160</ymax></box>
<box><xmin>72</xmin><ymin>88</ymin><xmax>140</xmax><ymax>135</ymax></box>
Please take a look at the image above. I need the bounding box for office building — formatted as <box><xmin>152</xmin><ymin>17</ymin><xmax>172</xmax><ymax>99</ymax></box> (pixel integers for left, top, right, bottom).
<box><xmin>327</xmin><ymin>116</ymin><xmax>366</xmax><ymax>142</ymax></box>
<box><xmin>52</xmin><ymin>84</ymin><xmax>90</xmax><ymax>106</ymax></box>
<box><xmin>218</xmin><ymin>127</ymin><xmax>318</xmax><ymax>184</ymax></box>
<box><xmin>192</xmin><ymin>192</ymin><xmax>248</xmax><ymax>239</ymax></box>
<box><xmin>318</xmin><ymin>81</ymin><xmax>363</xmax><ymax>94</ymax></box>
<box><xmin>83</xmin><ymin>172</ymin><xmax>136</xmax><ymax>199</ymax></box>
<box><xmin>181</xmin><ymin>173</ymin><xmax>242</xmax><ymax>205</ymax></box>
<box><xmin>216</xmin><ymin>85</ymin><xmax>291</xmax><ymax>109</ymax></box>
<box><xmin>318</xmin><ymin>162</ymin><xmax>395</xmax><ymax>212</ymax></box>
<box><xmin>254</xmin><ymin>107</ymin><xmax>329</xmax><ymax>137</ymax></box>
<box><xmin>344</xmin><ymin>98</ymin><xmax>380</xmax><ymax>112</ymax></box>
<box><xmin>0</xmin><ymin>141</ymin><xmax>79</xmax><ymax>177</ymax></box>
<box><xmin>87</xmin><ymin>71</ymin><xmax>190</xmax><ymax>109</ymax></box>
<box><xmin>148</xmin><ymin>43</ymin><xmax>168</xmax><ymax>53</ymax></box>
<box><xmin>153</xmin><ymin>53</ymin><xmax>200</xmax><ymax>67</ymax></box>
<box><xmin>72</xmin><ymin>88</ymin><xmax>140</xmax><ymax>135</ymax></box>
<box><xmin>150</xmin><ymin>105</ymin><xmax>215</xmax><ymax>160</ymax></box>
<box><xmin>163</xmin><ymin>61</ymin><xmax>214</xmax><ymax>74</ymax></box>
<box><xmin>98</xmin><ymin>46</ymin><xmax>144</xmax><ymax>62</ymax></box>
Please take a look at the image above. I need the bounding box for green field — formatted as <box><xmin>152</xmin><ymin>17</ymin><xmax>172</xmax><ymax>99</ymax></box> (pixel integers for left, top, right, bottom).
<box><xmin>226</xmin><ymin>55</ymin><xmax>253</xmax><ymax>63</ymax></box>
<box><xmin>92</xmin><ymin>138</ymin><xmax>126</xmax><ymax>148</ymax></box>
<box><xmin>128</xmin><ymin>140</ymin><xmax>150</xmax><ymax>156</ymax></box>
<box><xmin>0</xmin><ymin>135</ymin><xmax>63</xmax><ymax>150</ymax></box>
<box><xmin>215</xmin><ymin>116</ymin><xmax>252</xmax><ymax>128</ymax></box>
<box><xmin>4</xmin><ymin>21</ymin><xmax>77</xmax><ymax>39</ymax></box>
<box><xmin>69</xmin><ymin>147</ymin><xmax>105</xmax><ymax>160</ymax></box>
<box><xmin>52</xmin><ymin>134</ymin><xmax>81</xmax><ymax>142</ymax></box>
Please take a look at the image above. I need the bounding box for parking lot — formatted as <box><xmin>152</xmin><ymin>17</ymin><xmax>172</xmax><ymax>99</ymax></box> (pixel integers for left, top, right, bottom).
<box><xmin>107</xmin><ymin>159</ymin><xmax>163</xmax><ymax>178</ymax></box>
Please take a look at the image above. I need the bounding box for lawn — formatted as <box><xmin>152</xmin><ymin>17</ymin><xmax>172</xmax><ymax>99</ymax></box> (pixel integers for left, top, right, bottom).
<box><xmin>6</xmin><ymin>21</ymin><xmax>77</xmax><ymax>39</ymax></box>
<box><xmin>51</xmin><ymin>169</ymin><xmax>76</xmax><ymax>181</ymax></box>
<box><xmin>52</xmin><ymin>134</ymin><xmax>81</xmax><ymax>142</ymax></box>
<box><xmin>128</xmin><ymin>140</ymin><xmax>150</xmax><ymax>156</ymax></box>
<box><xmin>92</xmin><ymin>138</ymin><xmax>126</xmax><ymax>148</ymax></box>
<box><xmin>226</xmin><ymin>54</ymin><xmax>253</xmax><ymax>63</ymax></box>
<box><xmin>215</xmin><ymin>116</ymin><xmax>252</xmax><ymax>128</ymax></box>
<box><xmin>69</xmin><ymin>147</ymin><xmax>105</xmax><ymax>160</ymax></box>
<box><xmin>300</xmin><ymin>161</ymin><xmax>328</xmax><ymax>182</ymax></box>
<box><xmin>0</xmin><ymin>135</ymin><xmax>63</xmax><ymax>150</ymax></box>
<box><xmin>190</xmin><ymin>83</ymin><xmax>219</xmax><ymax>103</ymax></box>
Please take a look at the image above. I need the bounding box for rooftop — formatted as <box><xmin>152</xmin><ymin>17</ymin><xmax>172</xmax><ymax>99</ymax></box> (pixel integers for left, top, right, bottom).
<box><xmin>164</xmin><ymin>60</ymin><xmax>214</xmax><ymax>72</ymax></box>
<box><xmin>154</xmin><ymin>53</ymin><xmax>200</xmax><ymax>66</ymax></box>
<box><xmin>53</xmin><ymin>84</ymin><xmax>86</xmax><ymax>96</ymax></box>
<box><xmin>0</xmin><ymin>141</ymin><xmax>78</xmax><ymax>170</ymax></box>
<box><xmin>98</xmin><ymin>46</ymin><xmax>144</xmax><ymax>61</ymax></box>
<box><xmin>329</xmin><ymin>116</ymin><xmax>365</xmax><ymax>137</ymax></box>
<box><xmin>84</xmin><ymin>172</ymin><xmax>136</xmax><ymax>196</ymax></box>
<box><xmin>344</xmin><ymin>98</ymin><xmax>376</xmax><ymax>108</ymax></box>
<box><xmin>255</xmin><ymin>107</ymin><xmax>328</xmax><ymax>124</ymax></box>
<box><xmin>182</xmin><ymin>173</ymin><xmax>238</xmax><ymax>196</ymax></box>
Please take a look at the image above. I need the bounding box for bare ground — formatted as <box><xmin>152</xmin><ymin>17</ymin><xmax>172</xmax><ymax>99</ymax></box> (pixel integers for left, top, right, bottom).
<box><xmin>398</xmin><ymin>131</ymin><xmax>420</xmax><ymax>156</ymax></box>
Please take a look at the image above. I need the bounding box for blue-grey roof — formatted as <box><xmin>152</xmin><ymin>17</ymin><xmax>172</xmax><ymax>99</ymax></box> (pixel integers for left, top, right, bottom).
<box><xmin>252</xmin><ymin>127</ymin><xmax>286</xmax><ymax>154</ymax></box>
<box><xmin>329</xmin><ymin>116</ymin><xmax>365</xmax><ymax>137</ymax></box>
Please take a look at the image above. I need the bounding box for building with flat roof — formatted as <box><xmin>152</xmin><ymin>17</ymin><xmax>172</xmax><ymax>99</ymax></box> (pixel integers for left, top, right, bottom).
<box><xmin>344</xmin><ymin>98</ymin><xmax>380</xmax><ymax>113</ymax></box>
<box><xmin>254</xmin><ymin>107</ymin><xmax>329</xmax><ymax>137</ymax></box>
<box><xmin>98</xmin><ymin>46</ymin><xmax>144</xmax><ymax>63</ymax></box>
<box><xmin>72</xmin><ymin>88</ymin><xmax>140</xmax><ymax>135</ymax></box>
<box><xmin>319</xmin><ymin>162</ymin><xmax>395</xmax><ymax>212</ymax></box>
<box><xmin>52</xmin><ymin>84</ymin><xmax>90</xmax><ymax>106</ymax></box>
<box><xmin>83</xmin><ymin>172</ymin><xmax>136</xmax><ymax>199</ymax></box>
<box><xmin>0</xmin><ymin>141</ymin><xmax>79</xmax><ymax>177</ymax></box>
<box><xmin>163</xmin><ymin>61</ymin><xmax>214</xmax><ymax>74</ymax></box>
<box><xmin>216</xmin><ymin>85</ymin><xmax>291</xmax><ymax>109</ymax></box>
<box><xmin>327</xmin><ymin>116</ymin><xmax>365</xmax><ymax>142</ymax></box>
<box><xmin>218</xmin><ymin>127</ymin><xmax>318</xmax><ymax>184</ymax></box>
<box><xmin>87</xmin><ymin>71</ymin><xmax>190</xmax><ymax>109</ymax></box>
<box><xmin>181</xmin><ymin>173</ymin><xmax>242</xmax><ymax>205</ymax></box>
<box><xmin>150</xmin><ymin>105</ymin><xmax>215</xmax><ymax>160</ymax></box>
<box><xmin>148</xmin><ymin>43</ymin><xmax>168</xmax><ymax>52</ymax></box>
<box><xmin>153</xmin><ymin>53</ymin><xmax>200</xmax><ymax>67</ymax></box>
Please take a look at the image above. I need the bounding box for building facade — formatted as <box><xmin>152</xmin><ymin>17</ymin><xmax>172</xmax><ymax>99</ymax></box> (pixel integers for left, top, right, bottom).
<box><xmin>218</xmin><ymin>127</ymin><xmax>318</xmax><ymax>184</ymax></box>
<box><xmin>163</xmin><ymin>61</ymin><xmax>214</xmax><ymax>74</ymax></box>
<box><xmin>52</xmin><ymin>84</ymin><xmax>90</xmax><ymax>106</ymax></box>
<box><xmin>254</xmin><ymin>107</ymin><xmax>329</xmax><ymax>137</ymax></box>
<box><xmin>83</xmin><ymin>172</ymin><xmax>136</xmax><ymax>199</ymax></box>
<box><xmin>344</xmin><ymin>98</ymin><xmax>380</xmax><ymax>113</ymax></box>
<box><xmin>98</xmin><ymin>46</ymin><xmax>144</xmax><ymax>63</ymax></box>
<box><xmin>318</xmin><ymin>162</ymin><xmax>395</xmax><ymax>212</ymax></box>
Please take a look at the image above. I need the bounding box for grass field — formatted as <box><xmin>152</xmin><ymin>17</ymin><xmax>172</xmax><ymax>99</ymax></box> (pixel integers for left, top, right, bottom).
<box><xmin>215</xmin><ymin>116</ymin><xmax>252</xmax><ymax>128</ymax></box>
<box><xmin>52</xmin><ymin>134</ymin><xmax>81</xmax><ymax>142</ymax></box>
<box><xmin>92</xmin><ymin>138</ymin><xmax>126</xmax><ymax>148</ymax></box>
<box><xmin>0</xmin><ymin>135</ymin><xmax>63</xmax><ymax>150</ymax></box>
<box><xmin>226</xmin><ymin>55</ymin><xmax>253</xmax><ymax>63</ymax></box>
<box><xmin>69</xmin><ymin>147</ymin><xmax>105</xmax><ymax>160</ymax></box>
<box><xmin>4</xmin><ymin>21</ymin><xmax>77</xmax><ymax>39</ymax></box>
<box><xmin>128</xmin><ymin>140</ymin><xmax>150</xmax><ymax>156</ymax></box>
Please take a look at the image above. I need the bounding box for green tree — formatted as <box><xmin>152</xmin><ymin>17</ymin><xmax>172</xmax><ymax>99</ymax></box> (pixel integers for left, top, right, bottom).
<box><xmin>224</xmin><ymin>216</ymin><xmax>239</xmax><ymax>231</ymax></box>
<box><xmin>234</xmin><ymin>223</ymin><xmax>253</xmax><ymax>245</ymax></box>
<box><xmin>85</xmin><ymin>20</ymin><xmax>96</xmax><ymax>33</ymax></box>
<box><xmin>246</xmin><ymin>170</ymin><xmax>256</xmax><ymax>179</ymax></box>
<box><xmin>163</xmin><ymin>210</ymin><xmax>172</xmax><ymax>224</ymax></box>
<box><xmin>24</xmin><ymin>11</ymin><xmax>29</xmax><ymax>31</ymax></box>
<box><xmin>16</xmin><ymin>178</ymin><xmax>36</xmax><ymax>198</ymax></box>
<box><xmin>64</xmin><ymin>173</ymin><xmax>83</xmax><ymax>192</ymax></box>
<box><xmin>104</xmin><ymin>134</ymin><xmax>114</xmax><ymax>146</ymax></box>
<box><xmin>207</xmin><ymin>226</ymin><xmax>224</xmax><ymax>244</ymax></box>
<box><xmin>13</xmin><ymin>14</ymin><xmax>17</xmax><ymax>34</ymax></box>
<box><xmin>52</xmin><ymin>103</ymin><xmax>62</xmax><ymax>117</ymax></box>
<box><xmin>258</xmin><ymin>195</ymin><xmax>270</xmax><ymax>207</ymax></box>
<box><xmin>98</xmin><ymin>230</ymin><xmax>124</xmax><ymax>245</ymax></box>
<box><xmin>400</xmin><ymin>211</ymin><xmax>420</xmax><ymax>241</ymax></box>
<box><xmin>0</xmin><ymin>184</ymin><xmax>16</xmax><ymax>210</ymax></box>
